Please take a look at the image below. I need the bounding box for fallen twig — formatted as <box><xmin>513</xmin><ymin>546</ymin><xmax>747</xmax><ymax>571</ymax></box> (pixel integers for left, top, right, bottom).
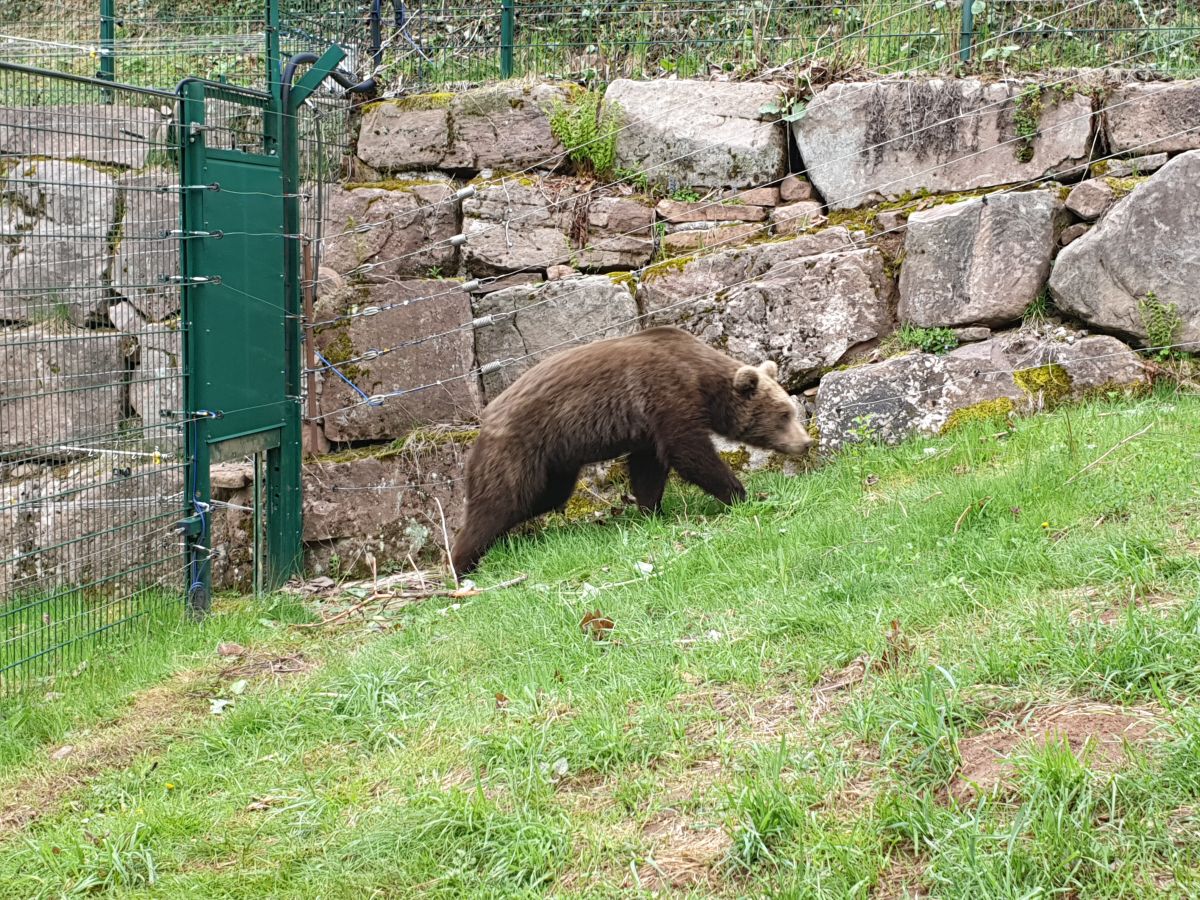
<box><xmin>292</xmin><ymin>574</ymin><xmax>529</xmax><ymax>629</ymax></box>
<box><xmin>1065</xmin><ymin>423</ymin><xmax>1153</xmax><ymax>485</ymax></box>
<box><xmin>436</xmin><ymin>498</ymin><xmax>458</xmax><ymax>588</ymax></box>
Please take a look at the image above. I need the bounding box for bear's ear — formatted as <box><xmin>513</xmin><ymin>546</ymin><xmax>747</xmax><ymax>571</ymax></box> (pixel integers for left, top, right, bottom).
<box><xmin>759</xmin><ymin>360</ymin><xmax>779</xmax><ymax>382</ymax></box>
<box><xmin>734</xmin><ymin>365</ymin><xmax>760</xmax><ymax>395</ymax></box>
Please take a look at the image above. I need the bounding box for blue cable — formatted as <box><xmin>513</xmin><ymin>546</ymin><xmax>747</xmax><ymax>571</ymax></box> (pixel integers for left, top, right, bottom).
<box><xmin>315</xmin><ymin>349</ymin><xmax>383</xmax><ymax>407</ymax></box>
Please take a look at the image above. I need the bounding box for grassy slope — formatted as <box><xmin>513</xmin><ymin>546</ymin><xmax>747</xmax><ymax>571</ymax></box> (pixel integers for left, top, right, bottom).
<box><xmin>1</xmin><ymin>388</ymin><xmax>1199</xmax><ymax>898</ymax></box>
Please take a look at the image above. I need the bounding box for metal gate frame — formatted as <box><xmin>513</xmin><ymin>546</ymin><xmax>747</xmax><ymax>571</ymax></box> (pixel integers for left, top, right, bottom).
<box><xmin>176</xmin><ymin>46</ymin><xmax>347</xmax><ymax>612</ymax></box>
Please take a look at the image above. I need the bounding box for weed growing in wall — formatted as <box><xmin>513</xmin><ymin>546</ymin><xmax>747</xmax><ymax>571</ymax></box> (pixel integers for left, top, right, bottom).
<box><xmin>884</xmin><ymin>324</ymin><xmax>959</xmax><ymax>356</ymax></box>
<box><xmin>549</xmin><ymin>92</ymin><xmax>622</xmax><ymax>179</ymax></box>
<box><xmin>1138</xmin><ymin>291</ymin><xmax>1183</xmax><ymax>358</ymax></box>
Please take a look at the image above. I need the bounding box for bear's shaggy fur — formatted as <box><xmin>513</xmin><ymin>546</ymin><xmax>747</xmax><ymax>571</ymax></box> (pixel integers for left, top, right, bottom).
<box><xmin>450</xmin><ymin>326</ymin><xmax>812</xmax><ymax>575</ymax></box>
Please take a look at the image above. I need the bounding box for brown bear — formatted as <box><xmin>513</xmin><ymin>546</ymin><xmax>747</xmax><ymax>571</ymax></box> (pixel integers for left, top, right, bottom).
<box><xmin>450</xmin><ymin>326</ymin><xmax>812</xmax><ymax>575</ymax></box>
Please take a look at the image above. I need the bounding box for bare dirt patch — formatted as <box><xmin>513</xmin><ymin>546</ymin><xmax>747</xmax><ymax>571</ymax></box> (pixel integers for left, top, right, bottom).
<box><xmin>1068</xmin><ymin>588</ymin><xmax>1186</xmax><ymax>625</ymax></box>
<box><xmin>218</xmin><ymin>651</ymin><xmax>314</xmax><ymax>681</ymax></box>
<box><xmin>951</xmin><ymin>701</ymin><xmax>1162</xmax><ymax>803</ymax></box>
<box><xmin>631</xmin><ymin>809</ymin><xmax>732</xmax><ymax>892</ymax></box>
<box><xmin>669</xmin><ymin>679</ymin><xmax>811</xmax><ymax>749</ymax></box>
<box><xmin>0</xmin><ymin>643</ymin><xmax>321</xmax><ymax>837</ymax></box>
<box><xmin>0</xmin><ymin>677</ymin><xmax>206</xmax><ymax>836</ymax></box>
<box><xmin>872</xmin><ymin>850</ymin><xmax>928</xmax><ymax>899</ymax></box>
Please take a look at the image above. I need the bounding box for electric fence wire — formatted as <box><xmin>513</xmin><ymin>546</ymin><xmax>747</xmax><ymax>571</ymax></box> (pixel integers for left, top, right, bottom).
<box><xmin>306</xmin><ymin>72</ymin><xmax>1196</xmax><ymax>387</ymax></box>
<box><xmin>315</xmin><ymin>116</ymin><xmax>1200</xmax><ymax>425</ymax></box>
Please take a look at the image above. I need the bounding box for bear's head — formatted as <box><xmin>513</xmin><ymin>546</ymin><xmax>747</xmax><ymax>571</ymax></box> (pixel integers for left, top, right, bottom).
<box><xmin>731</xmin><ymin>361</ymin><xmax>812</xmax><ymax>457</ymax></box>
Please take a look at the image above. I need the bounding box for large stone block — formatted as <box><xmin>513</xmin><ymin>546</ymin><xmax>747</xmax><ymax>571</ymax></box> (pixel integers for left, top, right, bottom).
<box><xmin>793</xmin><ymin>78</ymin><xmax>1094</xmax><ymax>209</ymax></box>
<box><xmin>355</xmin><ymin>84</ymin><xmax>572</xmax><ymax>174</ymax></box>
<box><xmin>472</xmin><ymin>275</ymin><xmax>638</xmax><ymax>402</ymax></box>
<box><xmin>112</xmin><ymin>170</ymin><xmax>180</xmax><ymax>322</ymax></box>
<box><xmin>898</xmin><ymin>190</ymin><xmax>1064</xmax><ymax>329</ymax></box>
<box><xmin>605</xmin><ymin>79</ymin><xmax>788</xmax><ymax>191</ymax></box>
<box><xmin>638</xmin><ymin>227</ymin><xmax>857</xmax><ymax>318</ymax></box>
<box><xmin>302</xmin><ymin>433</ymin><xmax>473</xmax><ymax>577</ymax></box>
<box><xmin>0</xmin><ymin>323</ymin><xmax>127</xmax><ymax>460</ymax></box>
<box><xmin>815</xmin><ymin>330</ymin><xmax>1148</xmax><ymax>451</ymax></box>
<box><xmin>1103</xmin><ymin>81</ymin><xmax>1200</xmax><ymax>155</ymax></box>
<box><xmin>0</xmin><ymin>160</ymin><xmax>118</xmax><ymax>324</ymax></box>
<box><xmin>461</xmin><ymin>182</ymin><xmax>653</xmax><ymax>276</ymax></box>
<box><xmin>313</xmin><ymin>280</ymin><xmax>482</xmax><ymax>442</ymax></box>
<box><xmin>1049</xmin><ymin>150</ymin><xmax>1200</xmax><ymax>349</ymax></box>
<box><xmin>652</xmin><ymin>248</ymin><xmax>894</xmax><ymax>388</ymax></box>
<box><xmin>320</xmin><ymin>181</ymin><xmax>459</xmax><ymax>280</ymax></box>
<box><xmin>0</xmin><ymin>105</ymin><xmax>164</xmax><ymax>169</ymax></box>
<box><xmin>639</xmin><ymin>228</ymin><xmax>886</xmax><ymax>387</ymax></box>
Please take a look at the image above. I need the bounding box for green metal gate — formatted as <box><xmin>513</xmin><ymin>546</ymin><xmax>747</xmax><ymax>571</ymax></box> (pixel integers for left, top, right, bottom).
<box><xmin>175</xmin><ymin>79</ymin><xmax>303</xmax><ymax>612</ymax></box>
<box><xmin>1</xmin><ymin>35</ymin><xmax>351</xmax><ymax>688</ymax></box>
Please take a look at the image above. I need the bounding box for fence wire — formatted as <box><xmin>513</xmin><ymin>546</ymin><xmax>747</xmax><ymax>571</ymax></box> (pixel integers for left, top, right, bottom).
<box><xmin>383</xmin><ymin>0</ymin><xmax>1200</xmax><ymax>89</ymax></box>
<box><xmin>0</xmin><ymin>64</ymin><xmax>189</xmax><ymax>692</ymax></box>
<box><xmin>0</xmin><ymin>0</ymin><xmax>378</xmax><ymax>92</ymax></box>
<box><xmin>5</xmin><ymin>2</ymin><xmax>1197</xmax><ymax>94</ymax></box>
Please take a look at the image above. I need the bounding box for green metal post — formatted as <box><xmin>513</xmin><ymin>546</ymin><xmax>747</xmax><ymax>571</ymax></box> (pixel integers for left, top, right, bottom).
<box><xmin>959</xmin><ymin>0</ymin><xmax>974</xmax><ymax>64</ymax></box>
<box><xmin>264</xmin><ymin>0</ymin><xmax>281</xmax><ymax>156</ymax></box>
<box><xmin>267</xmin><ymin>49</ymin><xmax>347</xmax><ymax>590</ymax></box>
<box><xmin>179</xmin><ymin>80</ymin><xmax>212</xmax><ymax>617</ymax></box>
<box><xmin>98</xmin><ymin>0</ymin><xmax>116</xmax><ymax>100</ymax></box>
<box><xmin>501</xmin><ymin>0</ymin><xmax>515</xmax><ymax>79</ymax></box>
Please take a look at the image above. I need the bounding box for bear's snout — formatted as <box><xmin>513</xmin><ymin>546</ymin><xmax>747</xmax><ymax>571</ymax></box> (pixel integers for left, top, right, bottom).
<box><xmin>775</xmin><ymin>419</ymin><xmax>814</xmax><ymax>457</ymax></box>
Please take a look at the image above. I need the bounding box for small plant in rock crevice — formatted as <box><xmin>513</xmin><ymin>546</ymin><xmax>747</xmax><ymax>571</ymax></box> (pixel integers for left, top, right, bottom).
<box><xmin>1138</xmin><ymin>291</ymin><xmax>1184</xmax><ymax>359</ymax></box>
<box><xmin>549</xmin><ymin>91</ymin><xmax>622</xmax><ymax>179</ymax></box>
<box><xmin>883</xmin><ymin>324</ymin><xmax>959</xmax><ymax>357</ymax></box>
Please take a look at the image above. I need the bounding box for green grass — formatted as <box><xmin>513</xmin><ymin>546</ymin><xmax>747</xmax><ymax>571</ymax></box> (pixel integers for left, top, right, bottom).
<box><xmin>2</xmin><ymin>388</ymin><xmax>1199</xmax><ymax>897</ymax></box>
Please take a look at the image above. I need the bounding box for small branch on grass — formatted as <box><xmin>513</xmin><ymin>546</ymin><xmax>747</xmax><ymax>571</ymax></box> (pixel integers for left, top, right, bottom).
<box><xmin>435</xmin><ymin>498</ymin><xmax>457</xmax><ymax>588</ymax></box>
<box><xmin>292</xmin><ymin>574</ymin><xmax>529</xmax><ymax>629</ymax></box>
<box><xmin>1065</xmin><ymin>424</ymin><xmax>1153</xmax><ymax>485</ymax></box>
<box><xmin>954</xmin><ymin>496</ymin><xmax>993</xmax><ymax>534</ymax></box>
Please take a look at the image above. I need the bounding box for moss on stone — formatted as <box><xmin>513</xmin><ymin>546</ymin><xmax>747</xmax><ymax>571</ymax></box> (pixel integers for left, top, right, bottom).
<box><xmin>940</xmin><ymin>397</ymin><xmax>1015</xmax><ymax>435</ymax></box>
<box><xmin>607</xmin><ymin>271</ymin><xmax>636</xmax><ymax>289</ymax></box>
<box><xmin>1014</xmin><ymin>363</ymin><xmax>1071</xmax><ymax>402</ymax></box>
<box><xmin>369</xmin><ymin>92</ymin><xmax>454</xmax><ymax>113</ymax></box>
<box><xmin>1104</xmin><ymin>175</ymin><xmax>1147</xmax><ymax>199</ymax></box>
<box><xmin>342</xmin><ymin>178</ymin><xmax>449</xmax><ymax>192</ymax></box>
<box><xmin>640</xmin><ymin>253</ymin><xmax>698</xmax><ymax>281</ymax></box>
<box><xmin>1090</xmin><ymin>159</ymin><xmax>1110</xmax><ymax>177</ymax></box>
<box><xmin>316</xmin><ymin>326</ymin><xmax>369</xmax><ymax>383</ymax></box>
<box><xmin>718</xmin><ymin>448</ymin><xmax>751</xmax><ymax>472</ymax></box>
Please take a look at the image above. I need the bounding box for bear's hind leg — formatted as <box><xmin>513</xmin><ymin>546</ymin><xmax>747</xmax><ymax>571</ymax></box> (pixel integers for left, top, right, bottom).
<box><xmin>628</xmin><ymin>450</ymin><xmax>668</xmax><ymax>513</ymax></box>
<box><xmin>667</xmin><ymin>433</ymin><xmax>747</xmax><ymax>505</ymax></box>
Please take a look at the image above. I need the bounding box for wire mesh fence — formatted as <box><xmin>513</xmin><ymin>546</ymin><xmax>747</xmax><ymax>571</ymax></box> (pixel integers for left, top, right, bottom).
<box><xmin>0</xmin><ymin>63</ymin><xmax>188</xmax><ymax>692</ymax></box>
<box><xmin>382</xmin><ymin>0</ymin><xmax>1200</xmax><ymax>89</ymax></box>
<box><xmin>7</xmin><ymin>2</ymin><xmax>1198</xmax><ymax>96</ymax></box>
<box><xmin>0</xmin><ymin>0</ymin><xmax>379</xmax><ymax>92</ymax></box>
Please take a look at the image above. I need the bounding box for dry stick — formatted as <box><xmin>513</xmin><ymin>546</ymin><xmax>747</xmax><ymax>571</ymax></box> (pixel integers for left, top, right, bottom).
<box><xmin>954</xmin><ymin>496</ymin><xmax>993</xmax><ymax>534</ymax></box>
<box><xmin>293</xmin><ymin>574</ymin><xmax>529</xmax><ymax>629</ymax></box>
<box><xmin>1065</xmin><ymin>424</ymin><xmax>1154</xmax><ymax>485</ymax></box>
<box><xmin>435</xmin><ymin>498</ymin><xmax>458</xmax><ymax>588</ymax></box>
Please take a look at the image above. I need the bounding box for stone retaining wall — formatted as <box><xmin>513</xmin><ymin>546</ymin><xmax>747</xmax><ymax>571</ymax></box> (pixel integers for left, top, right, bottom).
<box><xmin>7</xmin><ymin>73</ymin><xmax>1196</xmax><ymax>589</ymax></box>
<box><xmin>286</xmin><ymin>71</ymin><xmax>1199</xmax><ymax>583</ymax></box>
